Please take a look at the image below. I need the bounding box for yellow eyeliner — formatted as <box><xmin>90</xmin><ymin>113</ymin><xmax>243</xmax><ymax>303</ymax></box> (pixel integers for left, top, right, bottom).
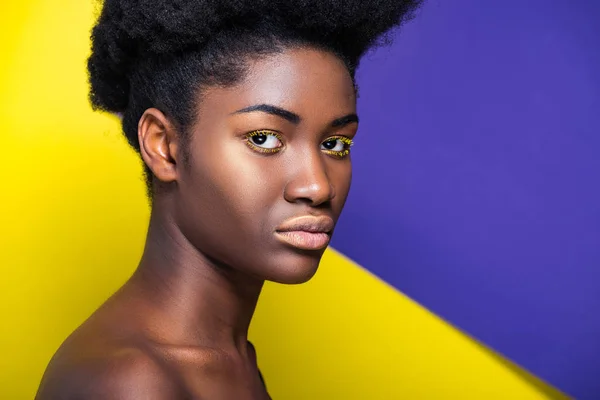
<box><xmin>322</xmin><ymin>135</ymin><xmax>354</xmax><ymax>158</ymax></box>
<box><xmin>326</xmin><ymin>135</ymin><xmax>354</xmax><ymax>146</ymax></box>
<box><xmin>244</xmin><ymin>130</ymin><xmax>284</xmax><ymax>154</ymax></box>
<box><xmin>244</xmin><ymin>131</ymin><xmax>354</xmax><ymax>158</ymax></box>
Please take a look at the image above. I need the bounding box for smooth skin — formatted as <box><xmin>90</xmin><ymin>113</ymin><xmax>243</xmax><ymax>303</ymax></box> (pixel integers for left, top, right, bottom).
<box><xmin>36</xmin><ymin>47</ymin><xmax>358</xmax><ymax>399</ymax></box>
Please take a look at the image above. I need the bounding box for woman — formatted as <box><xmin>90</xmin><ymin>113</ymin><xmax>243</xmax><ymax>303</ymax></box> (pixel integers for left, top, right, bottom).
<box><xmin>36</xmin><ymin>0</ymin><xmax>421</xmax><ymax>398</ymax></box>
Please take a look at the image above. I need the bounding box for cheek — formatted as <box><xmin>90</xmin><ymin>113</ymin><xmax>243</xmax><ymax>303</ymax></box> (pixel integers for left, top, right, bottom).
<box><xmin>223</xmin><ymin>154</ymin><xmax>280</xmax><ymax>212</ymax></box>
<box><xmin>198</xmin><ymin>149</ymin><xmax>281</xmax><ymax>222</ymax></box>
<box><xmin>191</xmin><ymin>138</ymin><xmax>273</xmax><ymax>205</ymax></box>
<box><xmin>177</xmin><ymin>141</ymin><xmax>283</xmax><ymax>261</ymax></box>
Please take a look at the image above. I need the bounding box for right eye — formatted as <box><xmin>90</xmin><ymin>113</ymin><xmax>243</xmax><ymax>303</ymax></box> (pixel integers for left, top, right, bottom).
<box><xmin>244</xmin><ymin>130</ymin><xmax>284</xmax><ymax>154</ymax></box>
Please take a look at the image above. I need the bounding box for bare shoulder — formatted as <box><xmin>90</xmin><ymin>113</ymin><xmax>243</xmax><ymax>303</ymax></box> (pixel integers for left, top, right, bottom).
<box><xmin>36</xmin><ymin>345</ymin><xmax>184</xmax><ymax>400</ymax></box>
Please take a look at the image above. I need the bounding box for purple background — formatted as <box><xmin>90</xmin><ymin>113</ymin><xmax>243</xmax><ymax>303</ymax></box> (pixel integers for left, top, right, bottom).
<box><xmin>332</xmin><ymin>1</ymin><xmax>600</xmax><ymax>398</ymax></box>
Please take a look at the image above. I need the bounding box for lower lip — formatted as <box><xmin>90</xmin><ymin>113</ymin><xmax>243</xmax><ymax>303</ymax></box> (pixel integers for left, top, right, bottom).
<box><xmin>275</xmin><ymin>231</ymin><xmax>330</xmax><ymax>250</ymax></box>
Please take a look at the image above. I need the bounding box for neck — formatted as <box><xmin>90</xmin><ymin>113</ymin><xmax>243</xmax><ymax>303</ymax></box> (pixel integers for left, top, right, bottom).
<box><xmin>126</xmin><ymin>207</ymin><xmax>264</xmax><ymax>353</ymax></box>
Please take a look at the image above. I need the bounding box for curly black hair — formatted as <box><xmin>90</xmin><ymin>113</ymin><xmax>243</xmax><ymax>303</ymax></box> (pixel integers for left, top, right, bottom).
<box><xmin>88</xmin><ymin>0</ymin><xmax>422</xmax><ymax>188</ymax></box>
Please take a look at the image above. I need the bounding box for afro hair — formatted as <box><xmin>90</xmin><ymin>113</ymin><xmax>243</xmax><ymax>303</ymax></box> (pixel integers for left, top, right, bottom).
<box><xmin>88</xmin><ymin>0</ymin><xmax>422</xmax><ymax>186</ymax></box>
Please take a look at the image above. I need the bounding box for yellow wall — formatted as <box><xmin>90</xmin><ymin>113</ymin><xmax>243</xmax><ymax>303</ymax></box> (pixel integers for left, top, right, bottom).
<box><xmin>0</xmin><ymin>2</ymin><xmax>568</xmax><ymax>399</ymax></box>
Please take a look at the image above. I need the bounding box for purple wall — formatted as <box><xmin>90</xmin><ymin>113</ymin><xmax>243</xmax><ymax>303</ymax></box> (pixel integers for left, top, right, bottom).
<box><xmin>332</xmin><ymin>1</ymin><xmax>600</xmax><ymax>398</ymax></box>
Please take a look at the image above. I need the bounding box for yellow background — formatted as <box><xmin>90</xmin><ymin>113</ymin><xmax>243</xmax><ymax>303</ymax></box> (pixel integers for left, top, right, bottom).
<box><xmin>0</xmin><ymin>1</ymin><xmax>569</xmax><ymax>399</ymax></box>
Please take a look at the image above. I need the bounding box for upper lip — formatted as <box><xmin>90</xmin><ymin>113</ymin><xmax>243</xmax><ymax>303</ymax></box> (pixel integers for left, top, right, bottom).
<box><xmin>275</xmin><ymin>215</ymin><xmax>334</xmax><ymax>234</ymax></box>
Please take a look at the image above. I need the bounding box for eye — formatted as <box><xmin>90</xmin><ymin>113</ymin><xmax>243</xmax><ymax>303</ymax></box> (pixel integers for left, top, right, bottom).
<box><xmin>245</xmin><ymin>130</ymin><xmax>283</xmax><ymax>154</ymax></box>
<box><xmin>321</xmin><ymin>135</ymin><xmax>354</xmax><ymax>158</ymax></box>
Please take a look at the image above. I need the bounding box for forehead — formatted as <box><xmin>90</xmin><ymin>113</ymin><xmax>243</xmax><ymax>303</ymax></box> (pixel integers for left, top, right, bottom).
<box><xmin>198</xmin><ymin>47</ymin><xmax>356</xmax><ymax>120</ymax></box>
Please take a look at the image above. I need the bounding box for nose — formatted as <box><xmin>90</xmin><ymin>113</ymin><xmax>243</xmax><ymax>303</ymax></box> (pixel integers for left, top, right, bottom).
<box><xmin>283</xmin><ymin>151</ymin><xmax>335</xmax><ymax>207</ymax></box>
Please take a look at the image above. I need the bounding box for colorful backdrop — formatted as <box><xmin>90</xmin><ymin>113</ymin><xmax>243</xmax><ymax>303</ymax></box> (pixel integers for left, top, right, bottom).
<box><xmin>1</xmin><ymin>1</ymin><xmax>598</xmax><ymax>399</ymax></box>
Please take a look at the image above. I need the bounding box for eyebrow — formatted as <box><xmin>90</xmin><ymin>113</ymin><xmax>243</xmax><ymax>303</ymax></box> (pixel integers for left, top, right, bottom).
<box><xmin>233</xmin><ymin>103</ymin><xmax>359</xmax><ymax>128</ymax></box>
<box><xmin>233</xmin><ymin>104</ymin><xmax>300</xmax><ymax>124</ymax></box>
<box><xmin>331</xmin><ymin>113</ymin><xmax>359</xmax><ymax>128</ymax></box>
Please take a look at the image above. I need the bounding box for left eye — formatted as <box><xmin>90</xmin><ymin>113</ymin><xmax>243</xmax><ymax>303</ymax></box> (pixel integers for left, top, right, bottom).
<box><xmin>321</xmin><ymin>136</ymin><xmax>352</xmax><ymax>152</ymax></box>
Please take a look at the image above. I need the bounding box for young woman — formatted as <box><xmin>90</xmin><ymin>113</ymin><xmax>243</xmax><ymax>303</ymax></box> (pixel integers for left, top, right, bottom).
<box><xmin>36</xmin><ymin>0</ymin><xmax>421</xmax><ymax>398</ymax></box>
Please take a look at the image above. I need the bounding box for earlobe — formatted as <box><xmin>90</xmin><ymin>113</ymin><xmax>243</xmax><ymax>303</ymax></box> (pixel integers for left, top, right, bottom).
<box><xmin>137</xmin><ymin>108</ymin><xmax>180</xmax><ymax>184</ymax></box>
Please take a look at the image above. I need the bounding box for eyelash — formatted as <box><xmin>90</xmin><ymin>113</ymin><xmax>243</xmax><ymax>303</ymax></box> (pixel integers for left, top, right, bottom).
<box><xmin>244</xmin><ymin>131</ymin><xmax>354</xmax><ymax>158</ymax></box>
<box><xmin>244</xmin><ymin>130</ymin><xmax>284</xmax><ymax>153</ymax></box>
<box><xmin>320</xmin><ymin>135</ymin><xmax>354</xmax><ymax>158</ymax></box>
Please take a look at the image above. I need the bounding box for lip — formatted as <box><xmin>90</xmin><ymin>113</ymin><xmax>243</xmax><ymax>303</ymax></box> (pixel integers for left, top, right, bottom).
<box><xmin>274</xmin><ymin>215</ymin><xmax>334</xmax><ymax>250</ymax></box>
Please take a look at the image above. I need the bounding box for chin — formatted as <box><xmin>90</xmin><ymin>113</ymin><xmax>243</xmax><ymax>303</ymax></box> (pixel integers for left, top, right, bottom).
<box><xmin>264</xmin><ymin>250</ymin><xmax>324</xmax><ymax>285</ymax></box>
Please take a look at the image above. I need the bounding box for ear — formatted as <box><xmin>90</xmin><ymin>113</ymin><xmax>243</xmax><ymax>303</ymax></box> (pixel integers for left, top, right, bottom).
<box><xmin>137</xmin><ymin>108</ymin><xmax>180</xmax><ymax>184</ymax></box>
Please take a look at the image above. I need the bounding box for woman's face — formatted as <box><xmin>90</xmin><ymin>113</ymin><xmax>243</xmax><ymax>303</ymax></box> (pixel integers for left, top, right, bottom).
<box><xmin>172</xmin><ymin>47</ymin><xmax>357</xmax><ymax>284</ymax></box>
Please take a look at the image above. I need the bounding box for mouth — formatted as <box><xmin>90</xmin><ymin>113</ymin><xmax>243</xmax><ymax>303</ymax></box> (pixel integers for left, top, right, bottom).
<box><xmin>274</xmin><ymin>215</ymin><xmax>334</xmax><ymax>251</ymax></box>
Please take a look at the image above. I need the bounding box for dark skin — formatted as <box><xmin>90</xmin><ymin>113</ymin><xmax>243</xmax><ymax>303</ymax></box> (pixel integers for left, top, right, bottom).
<box><xmin>36</xmin><ymin>47</ymin><xmax>358</xmax><ymax>399</ymax></box>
